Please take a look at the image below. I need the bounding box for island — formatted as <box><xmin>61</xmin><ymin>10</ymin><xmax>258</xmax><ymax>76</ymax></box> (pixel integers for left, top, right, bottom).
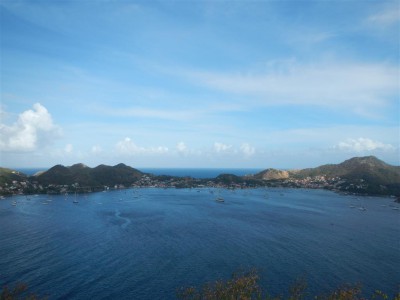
<box><xmin>1</xmin><ymin>156</ymin><xmax>399</xmax><ymax>199</ymax></box>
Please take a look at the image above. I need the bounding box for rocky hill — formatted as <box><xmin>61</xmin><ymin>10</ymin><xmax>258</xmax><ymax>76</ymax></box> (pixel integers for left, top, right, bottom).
<box><xmin>254</xmin><ymin>168</ymin><xmax>289</xmax><ymax>180</ymax></box>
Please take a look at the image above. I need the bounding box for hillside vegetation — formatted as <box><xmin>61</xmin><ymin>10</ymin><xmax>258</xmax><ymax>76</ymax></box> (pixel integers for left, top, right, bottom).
<box><xmin>292</xmin><ymin>156</ymin><xmax>399</xmax><ymax>183</ymax></box>
<box><xmin>35</xmin><ymin>163</ymin><xmax>144</xmax><ymax>187</ymax></box>
<box><xmin>0</xmin><ymin>156</ymin><xmax>399</xmax><ymax>197</ymax></box>
<box><xmin>0</xmin><ymin>167</ymin><xmax>27</xmax><ymax>186</ymax></box>
<box><xmin>177</xmin><ymin>270</ymin><xmax>400</xmax><ymax>300</ymax></box>
<box><xmin>288</xmin><ymin>156</ymin><xmax>400</xmax><ymax>196</ymax></box>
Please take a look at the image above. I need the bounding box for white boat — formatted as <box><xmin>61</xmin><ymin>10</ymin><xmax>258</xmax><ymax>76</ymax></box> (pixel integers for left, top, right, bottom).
<box><xmin>73</xmin><ymin>192</ymin><xmax>78</xmax><ymax>203</ymax></box>
<box><xmin>215</xmin><ymin>197</ymin><xmax>224</xmax><ymax>203</ymax></box>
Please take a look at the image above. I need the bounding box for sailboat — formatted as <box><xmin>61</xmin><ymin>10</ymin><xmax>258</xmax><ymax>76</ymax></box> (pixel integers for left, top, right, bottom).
<box><xmin>73</xmin><ymin>191</ymin><xmax>79</xmax><ymax>204</ymax></box>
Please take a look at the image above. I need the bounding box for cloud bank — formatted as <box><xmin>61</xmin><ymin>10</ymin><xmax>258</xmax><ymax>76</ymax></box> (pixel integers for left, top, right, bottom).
<box><xmin>214</xmin><ymin>142</ymin><xmax>232</xmax><ymax>153</ymax></box>
<box><xmin>335</xmin><ymin>137</ymin><xmax>395</xmax><ymax>152</ymax></box>
<box><xmin>240</xmin><ymin>143</ymin><xmax>256</xmax><ymax>158</ymax></box>
<box><xmin>115</xmin><ymin>137</ymin><xmax>169</xmax><ymax>156</ymax></box>
<box><xmin>0</xmin><ymin>103</ymin><xmax>61</xmax><ymax>152</ymax></box>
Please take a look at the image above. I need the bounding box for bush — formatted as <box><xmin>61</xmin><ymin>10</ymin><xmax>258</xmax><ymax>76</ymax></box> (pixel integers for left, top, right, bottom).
<box><xmin>177</xmin><ymin>271</ymin><xmax>400</xmax><ymax>300</ymax></box>
<box><xmin>0</xmin><ymin>283</ymin><xmax>46</xmax><ymax>300</ymax></box>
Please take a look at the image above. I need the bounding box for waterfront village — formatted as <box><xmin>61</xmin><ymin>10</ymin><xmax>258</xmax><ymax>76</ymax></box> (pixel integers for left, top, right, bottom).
<box><xmin>0</xmin><ymin>172</ymin><xmax>378</xmax><ymax>198</ymax></box>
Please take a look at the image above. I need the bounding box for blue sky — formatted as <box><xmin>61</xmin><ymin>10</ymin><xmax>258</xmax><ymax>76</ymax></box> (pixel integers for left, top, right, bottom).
<box><xmin>1</xmin><ymin>0</ymin><xmax>399</xmax><ymax>168</ymax></box>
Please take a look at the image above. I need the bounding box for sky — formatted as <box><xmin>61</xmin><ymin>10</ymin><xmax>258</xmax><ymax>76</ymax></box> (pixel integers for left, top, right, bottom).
<box><xmin>0</xmin><ymin>0</ymin><xmax>399</xmax><ymax>169</ymax></box>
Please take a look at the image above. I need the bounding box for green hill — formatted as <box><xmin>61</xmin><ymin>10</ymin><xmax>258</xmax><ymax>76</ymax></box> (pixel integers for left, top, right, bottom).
<box><xmin>1</xmin><ymin>156</ymin><xmax>399</xmax><ymax>196</ymax></box>
<box><xmin>293</xmin><ymin>156</ymin><xmax>399</xmax><ymax>180</ymax></box>
<box><xmin>0</xmin><ymin>167</ymin><xmax>28</xmax><ymax>185</ymax></box>
<box><xmin>290</xmin><ymin>156</ymin><xmax>400</xmax><ymax>195</ymax></box>
<box><xmin>34</xmin><ymin>163</ymin><xmax>144</xmax><ymax>187</ymax></box>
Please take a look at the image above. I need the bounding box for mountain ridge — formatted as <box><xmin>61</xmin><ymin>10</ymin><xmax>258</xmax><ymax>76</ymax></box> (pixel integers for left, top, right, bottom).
<box><xmin>34</xmin><ymin>163</ymin><xmax>144</xmax><ymax>187</ymax></box>
<box><xmin>289</xmin><ymin>156</ymin><xmax>399</xmax><ymax>184</ymax></box>
<box><xmin>1</xmin><ymin>156</ymin><xmax>399</xmax><ymax>197</ymax></box>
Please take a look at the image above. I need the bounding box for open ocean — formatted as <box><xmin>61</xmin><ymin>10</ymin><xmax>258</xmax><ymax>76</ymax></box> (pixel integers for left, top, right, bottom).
<box><xmin>0</xmin><ymin>187</ymin><xmax>399</xmax><ymax>299</ymax></box>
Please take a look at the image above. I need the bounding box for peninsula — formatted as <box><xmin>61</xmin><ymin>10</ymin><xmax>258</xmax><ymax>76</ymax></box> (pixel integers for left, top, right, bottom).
<box><xmin>1</xmin><ymin>156</ymin><xmax>399</xmax><ymax>198</ymax></box>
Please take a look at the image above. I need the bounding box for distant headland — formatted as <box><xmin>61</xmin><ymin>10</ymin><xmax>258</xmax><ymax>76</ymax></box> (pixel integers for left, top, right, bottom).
<box><xmin>1</xmin><ymin>156</ymin><xmax>399</xmax><ymax>198</ymax></box>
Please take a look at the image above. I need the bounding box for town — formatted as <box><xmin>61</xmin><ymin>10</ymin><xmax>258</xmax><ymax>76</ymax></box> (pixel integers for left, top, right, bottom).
<box><xmin>0</xmin><ymin>172</ymin><xmax>381</xmax><ymax>198</ymax></box>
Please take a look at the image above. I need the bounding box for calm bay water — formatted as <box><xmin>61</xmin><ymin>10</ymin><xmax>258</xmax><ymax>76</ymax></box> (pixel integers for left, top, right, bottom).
<box><xmin>0</xmin><ymin>188</ymin><xmax>399</xmax><ymax>299</ymax></box>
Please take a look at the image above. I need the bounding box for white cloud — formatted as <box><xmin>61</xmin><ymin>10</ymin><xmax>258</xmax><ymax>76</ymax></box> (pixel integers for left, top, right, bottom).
<box><xmin>64</xmin><ymin>144</ymin><xmax>73</xmax><ymax>153</ymax></box>
<box><xmin>240</xmin><ymin>143</ymin><xmax>255</xmax><ymax>158</ymax></box>
<box><xmin>0</xmin><ymin>103</ymin><xmax>61</xmax><ymax>152</ymax></box>
<box><xmin>92</xmin><ymin>102</ymin><xmax>246</xmax><ymax>122</ymax></box>
<box><xmin>183</xmin><ymin>61</ymin><xmax>398</xmax><ymax>116</ymax></box>
<box><xmin>91</xmin><ymin>145</ymin><xmax>102</xmax><ymax>154</ymax></box>
<box><xmin>176</xmin><ymin>141</ymin><xmax>188</xmax><ymax>156</ymax></box>
<box><xmin>335</xmin><ymin>137</ymin><xmax>395</xmax><ymax>152</ymax></box>
<box><xmin>115</xmin><ymin>137</ymin><xmax>168</xmax><ymax>155</ymax></box>
<box><xmin>214</xmin><ymin>142</ymin><xmax>232</xmax><ymax>153</ymax></box>
<box><xmin>368</xmin><ymin>5</ymin><xmax>400</xmax><ymax>26</ymax></box>
<box><xmin>0</xmin><ymin>105</ymin><xmax>7</xmax><ymax>121</ymax></box>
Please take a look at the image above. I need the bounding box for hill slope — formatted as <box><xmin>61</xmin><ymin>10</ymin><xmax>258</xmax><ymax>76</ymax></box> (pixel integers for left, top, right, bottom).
<box><xmin>1</xmin><ymin>156</ymin><xmax>399</xmax><ymax>196</ymax></box>
<box><xmin>0</xmin><ymin>168</ymin><xmax>28</xmax><ymax>185</ymax></box>
<box><xmin>35</xmin><ymin>163</ymin><xmax>144</xmax><ymax>187</ymax></box>
<box><xmin>293</xmin><ymin>156</ymin><xmax>399</xmax><ymax>182</ymax></box>
<box><xmin>286</xmin><ymin>156</ymin><xmax>400</xmax><ymax>195</ymax></box>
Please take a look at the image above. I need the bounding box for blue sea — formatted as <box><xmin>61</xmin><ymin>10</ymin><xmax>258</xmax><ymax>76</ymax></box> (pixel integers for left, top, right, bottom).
<box><xmin>0</xmin><ymin>188</ymin><xmax>399</xmax><ymax>299</ymax></box>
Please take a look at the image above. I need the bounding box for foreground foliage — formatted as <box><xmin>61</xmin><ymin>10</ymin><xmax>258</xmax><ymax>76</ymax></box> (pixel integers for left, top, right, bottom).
<box><xmin>0</xmin><ymin>283</ymin><xmax>46</xmax><ymax>300</ymax></box>
<box><xmin>2</xmin><ymin>273</ymin><xmax>399</xmax><ymax>300</ymax></box>
<box><xmin>177</xmin><ymin>270</ymin><xmax>400</xmax><ymax>300</ymax></box>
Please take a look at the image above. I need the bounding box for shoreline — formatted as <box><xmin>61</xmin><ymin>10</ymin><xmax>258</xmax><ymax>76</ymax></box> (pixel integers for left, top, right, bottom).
<box><xmin>1</xmin><ymin>185</ymin><xmax>399</xmax><ymax>203</ymax></box>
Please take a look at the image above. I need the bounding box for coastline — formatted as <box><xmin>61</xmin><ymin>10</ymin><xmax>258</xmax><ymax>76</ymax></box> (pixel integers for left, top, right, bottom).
<box><xmin>1</xmin><ymin>176</ymin><xmax>399</xmax><ymax>201</ymax></box>
<box><xmin>2</xmin><ymin>156</ymin><xmax>399</xmax><ymax>199</ymax></box>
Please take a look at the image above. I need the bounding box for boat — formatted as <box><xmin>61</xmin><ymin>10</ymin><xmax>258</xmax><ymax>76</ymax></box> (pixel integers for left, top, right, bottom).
<box><xmin>11</xmin><ymin>201</ymin><xmax>17</xmax><ymax>206</ymax></box>
<box><xmin>73</xmin><ymin>192</ymin><xmax>78</xmax><ymax>204</ymax></box>
<box><xmin>215</xmin><ymin>197</ymin><xmax>224</xmax><ymax>203</ymax></box>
